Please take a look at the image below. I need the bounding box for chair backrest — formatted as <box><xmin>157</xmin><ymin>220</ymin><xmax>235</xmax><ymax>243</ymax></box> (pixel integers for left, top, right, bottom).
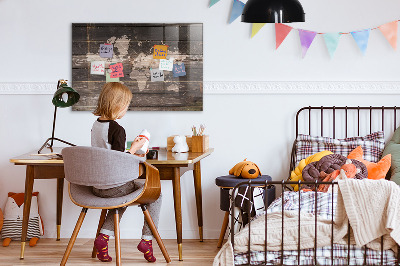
<box><xmin>62</xmin><ymin>146</ymin><xmax>145</xmax><ymax>188</ymax></box>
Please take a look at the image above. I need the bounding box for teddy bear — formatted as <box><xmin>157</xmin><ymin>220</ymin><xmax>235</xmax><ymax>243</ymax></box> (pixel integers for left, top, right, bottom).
<box><xmin>229</xmin><ymin>159</ymin><xmax>261</xmax><ymax>179</ymax></box>
<box><xmin>172</xmin><ymin>135</ymin><xmax>189</xmax><ymax>153</ymax></box>
<box><xmin>1</xmin><ymin>192</ymin><xmax>44</xmax><ymax>247</ymax></box>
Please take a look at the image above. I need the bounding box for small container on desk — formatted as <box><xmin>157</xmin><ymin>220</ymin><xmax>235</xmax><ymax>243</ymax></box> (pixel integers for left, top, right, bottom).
<box><xmin>191</xmin><ymin>135</ymin><xmax>209</xmax><ymax>153</ymax></box>
<box><xmin>146</xmin><ymin>150</ymin><xmax>158</xmax><ymax>160</ymax></box>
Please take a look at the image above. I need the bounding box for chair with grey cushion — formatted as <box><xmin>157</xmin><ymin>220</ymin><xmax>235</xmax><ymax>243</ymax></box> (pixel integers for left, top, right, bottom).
<box><xmin>60</xmin><ymin>146</ymin><xmax>171</xmax><ymax>266</ymax></box>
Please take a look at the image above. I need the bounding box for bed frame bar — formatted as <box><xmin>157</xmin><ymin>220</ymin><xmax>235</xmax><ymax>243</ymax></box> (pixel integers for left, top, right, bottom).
<box><xmin>290</xmin><ymin>106</ymin><xmax>399</xmax><ymax>182</ymax></box>
<box><xmin>295</xmin><ymin>106</ymin><xmax>398</xmax><ymax>138</ymax></box>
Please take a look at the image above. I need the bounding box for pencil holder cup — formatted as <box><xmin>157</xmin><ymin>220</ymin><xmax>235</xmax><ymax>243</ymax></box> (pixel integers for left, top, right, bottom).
<box><xmin>191</xmin><ymin>135</ymin><xmax>209</xmax><ymax>153</ymax></box>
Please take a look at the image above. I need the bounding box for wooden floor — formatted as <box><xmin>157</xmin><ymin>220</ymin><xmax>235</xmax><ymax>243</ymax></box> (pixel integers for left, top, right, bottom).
<box><xmin>0</xmin><ymin>239</ymin><xmax>221</xmax><ymax>265</ymax></box>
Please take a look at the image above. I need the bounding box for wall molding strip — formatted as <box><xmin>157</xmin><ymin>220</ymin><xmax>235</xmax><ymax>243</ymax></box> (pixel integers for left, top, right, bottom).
<box><xmin>0</xmin><ymin>81</ymin><xmax>399</xmax><ymax>95</ymax></box>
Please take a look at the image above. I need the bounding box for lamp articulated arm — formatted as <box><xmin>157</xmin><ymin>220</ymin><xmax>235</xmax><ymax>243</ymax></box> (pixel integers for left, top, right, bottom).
<box><xmin>37</xmin><ymin>105</ymin><xmax>76</xmax><ymax>154</ymax></box>
<box><xmin>37</xmin><ymin>79</ymin><xmax>80</xmax><ymax>154</ymax></box>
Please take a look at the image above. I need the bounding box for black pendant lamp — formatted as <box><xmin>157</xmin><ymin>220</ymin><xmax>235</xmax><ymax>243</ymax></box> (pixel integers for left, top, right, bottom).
<box><xmin>242</xmin><ymin>0</ymin><xmax>305</xmax><ymax>23</ymax></box>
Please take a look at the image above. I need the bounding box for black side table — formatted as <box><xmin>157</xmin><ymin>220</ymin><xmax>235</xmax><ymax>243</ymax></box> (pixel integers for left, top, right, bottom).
<box><xmin>215</xmin><ymin>175</ymin><xmax>275</xmax><ymax>248</ymax></box>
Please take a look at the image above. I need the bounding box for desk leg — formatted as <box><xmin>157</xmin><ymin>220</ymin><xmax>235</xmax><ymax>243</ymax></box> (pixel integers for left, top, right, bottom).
<box><xmin>20</xmin><ymin>165</ymin><xmax>35</xmax><ymax>259</ymax></box>
<box><xmin>172</xmin><ymin>167</ymin><xmax>183</xmax><ymax>261</ymax></box>
<box><xmin>56</xmin><ymin>178</ymin><xmax>64</xmax><ymax>241</ymax></box>
<box><xmin>193</xmin><ymin>161</ymin><xmax>203</xmax><ymax>242</ymax></box>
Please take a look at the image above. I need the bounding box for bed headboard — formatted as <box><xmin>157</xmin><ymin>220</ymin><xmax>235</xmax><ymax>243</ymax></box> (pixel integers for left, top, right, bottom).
<box><xmin>290</xmin><ymin>106</ymin><xmax>400</xmax><ymax>179</ymax></box>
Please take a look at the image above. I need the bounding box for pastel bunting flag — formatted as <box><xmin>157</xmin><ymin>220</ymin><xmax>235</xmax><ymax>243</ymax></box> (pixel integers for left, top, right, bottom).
<box><xmin>351</xmin><ymin>29</ymin><xmax>370</xmax><ymax>55</ymax></box>
<box><xmin>323</xmin><ymin>33</ymin><xmax>341</xmax><ymax>58</ymax></box>
<box><xmin>209</xmin><ymin>0</ymin><xmax>220</xmax><ymax>7</ymax></box>
<box><xmin>298</xmin><ymin>29</ymin><xmax>317</xmax><ymax>58</ymax></box>
<box><xmin>251</xmin><ymin>23</ymin><xmax>266</xmax><ymax>38</ymax></box>
<box><xmin>229</xmin><ymin>0</ymin><xmax>245</xmax><ymax>24</ymax></box>
<box><xmin>275</xmin><ymin>23</ymin><xmax>293</xmax><ymax>49</ymax></box>
<box><xmin>378</xmin><ymin>21</ymin><xmax>398</xmax><ymax>50</ymax></box>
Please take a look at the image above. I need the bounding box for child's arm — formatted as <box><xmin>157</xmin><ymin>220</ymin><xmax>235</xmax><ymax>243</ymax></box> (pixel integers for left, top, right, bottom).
<box><xmin>128</xmin><ymin>137</ymin><xmax>147</xmax><ymax>155</ymax></box>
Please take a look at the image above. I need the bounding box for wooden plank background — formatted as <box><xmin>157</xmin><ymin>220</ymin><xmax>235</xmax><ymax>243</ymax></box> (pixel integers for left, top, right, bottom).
<box><xmin>72</xmin><ymin>23</ymin><xmax>203</xmax><ymax>111</ymax></box>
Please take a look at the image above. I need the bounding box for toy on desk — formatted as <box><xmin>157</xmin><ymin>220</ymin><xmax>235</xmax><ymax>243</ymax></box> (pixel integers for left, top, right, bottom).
<box><xmin>1</xmin><ymin>192</ymin><xmax>44</xmax><ymax>247</ymax></box>
<box><xmin>229</xmin><ymin>159</ymin><xmax>261</xmax><ymax>179</ymax></box>
<box><xmin>135</xmin><ymin>129</ymin><xmax>150</xmax><ymax>155</ymax></box>
<box><xmin>172</xmin><ymin>135</ymin><xmax>189</xmax><ymax>153</ymax></box>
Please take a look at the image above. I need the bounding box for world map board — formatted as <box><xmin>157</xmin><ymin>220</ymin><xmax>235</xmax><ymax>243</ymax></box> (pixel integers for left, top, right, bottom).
<box><xmin>72</xmin><ymin>23</ymin><xmax>203</xmax><ymax>111</ymax></box>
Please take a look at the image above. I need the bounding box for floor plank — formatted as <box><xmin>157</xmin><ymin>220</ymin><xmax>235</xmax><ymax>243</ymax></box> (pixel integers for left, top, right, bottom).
<box><xmin>0</xmin><ymin>239</ymin><xmax>221</xmax><ymax>265</ymax></box>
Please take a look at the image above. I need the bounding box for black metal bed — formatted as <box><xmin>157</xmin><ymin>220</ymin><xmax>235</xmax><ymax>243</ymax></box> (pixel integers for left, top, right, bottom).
<box><xmin>230</xmin><ymin>106</ymin><xmax>400</xmax><ymax>266</ymax></box>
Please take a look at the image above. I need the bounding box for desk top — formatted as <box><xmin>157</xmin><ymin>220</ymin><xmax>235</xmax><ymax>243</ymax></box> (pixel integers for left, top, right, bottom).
<box><xmin>10</xmin><ymin>147</ymin><xmax>214</xmax><ymax>166</ymax></box>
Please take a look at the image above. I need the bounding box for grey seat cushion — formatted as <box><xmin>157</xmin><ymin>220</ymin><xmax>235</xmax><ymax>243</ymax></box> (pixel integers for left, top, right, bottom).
<box><xmin>69</xmin><ymin>180</ymin><xmax>145</xmax><ymax>208</ymax></box>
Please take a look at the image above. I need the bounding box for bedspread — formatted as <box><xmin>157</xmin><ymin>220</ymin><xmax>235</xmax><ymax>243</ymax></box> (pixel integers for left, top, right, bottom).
<box><xmin>214</xmin><ymin>180</ymin><xmax>400</xmax><ymax>266</ymax></box>
<box><xmin>214</xmin><ymin>192</ymin><xmax>341</xmax><ymax>266</ymax></box>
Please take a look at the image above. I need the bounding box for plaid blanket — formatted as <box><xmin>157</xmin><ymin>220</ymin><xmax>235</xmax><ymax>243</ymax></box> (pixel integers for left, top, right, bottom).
<box><xmin>234</xmin><ymin>191</ymin><xmax>397</xmax><ymax>265</ymax></box>
<box><xmin>266</xmin><ymin>190</ymin><xmax>336</xmax><ymax>220</ymax></box>
<box><xmin>235</xmin><ymin>244</ymin><xmax>397</xmax><ymax>265</ymax></box>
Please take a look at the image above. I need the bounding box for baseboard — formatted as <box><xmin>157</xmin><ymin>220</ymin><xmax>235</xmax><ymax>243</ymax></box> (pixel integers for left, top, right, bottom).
<box><xmin>1</xmin><ymin>81</ymin><xmax>400</xmax><ymax>95</ymax></box>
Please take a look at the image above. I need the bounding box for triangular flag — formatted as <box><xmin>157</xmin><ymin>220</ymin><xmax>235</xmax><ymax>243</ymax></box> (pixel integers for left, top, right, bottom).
<box><xmin>209</xmin><ymin>0</ymin><xmax>220</xmax><ymax>7</ymax></box>
<box><xmin>229</xmin><ymin>0</ymin><xmax>245</xmax><ymax>24</ymax></box>
<box><xmin>251</xmin><ymin>23</ymin><xmax>266</xmax><ymax>38</ymax></box>
<box><xmin>323</xmin><ymin>33</ymin><xmax>341</xmax><ymax>58</ymax></box>
<box><xmin>275</xmin><ymin>23</ymin><xmax>293</xmax><ymax>49</ymax></box>
<box><xmin>378</xmin><ymin>21</ymin><xmax>398</xmax><ymax>50</ymax></box>
<box><xmin>298</xmin><ymin>29</ymin><xmax>317</xmax><ymax>58</ymax></box>
<box><xmin>351</xmin><ymin>29</ymin><xmax>370</xmax><ymax>55</ymax></box>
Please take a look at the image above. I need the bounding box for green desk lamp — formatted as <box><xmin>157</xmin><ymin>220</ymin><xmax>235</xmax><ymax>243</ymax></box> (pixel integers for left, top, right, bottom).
<box><xmin>38</xmin><ymin>79</ymin><xmax>80</xmax><ymax>154</ymax></box>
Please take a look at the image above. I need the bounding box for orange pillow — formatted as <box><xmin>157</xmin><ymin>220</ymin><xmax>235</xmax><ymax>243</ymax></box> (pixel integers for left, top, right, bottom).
<box><xmin>347</xmin><ymin>146</ymin><xmax>391</xmax><ymax>180</ymax></box>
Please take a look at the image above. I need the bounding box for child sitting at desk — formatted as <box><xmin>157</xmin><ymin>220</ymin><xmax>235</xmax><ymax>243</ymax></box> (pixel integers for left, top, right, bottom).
<box><xmin>91</xmin><ymin>82</ymin><xmax>162</xmax><ymax>263</ymax></box>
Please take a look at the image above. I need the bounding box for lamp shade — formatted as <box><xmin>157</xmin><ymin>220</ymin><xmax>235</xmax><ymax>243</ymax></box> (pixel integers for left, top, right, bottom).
<box><xmin>241</xmin><ymin>0</ymin><xmax>305</xmax><ymax>23</ymax></box>
<box><xmin>52</xmin><ymin>84</ymin><xmax>80</xmax><ymax>108</ymax></box>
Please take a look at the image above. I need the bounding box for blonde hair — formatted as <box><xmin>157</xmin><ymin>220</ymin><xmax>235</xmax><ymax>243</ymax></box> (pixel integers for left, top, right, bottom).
<box><xmin>93</xmin><ymin>82</ymin><xmax>133</xmax><ymax>120</ymax></box>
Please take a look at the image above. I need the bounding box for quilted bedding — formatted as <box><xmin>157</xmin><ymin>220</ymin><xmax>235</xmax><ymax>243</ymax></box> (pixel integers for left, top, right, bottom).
<box><xmin>233</xmin><ymin>191</ymin><xmax>397</xmax><ymax>265</ymax></box>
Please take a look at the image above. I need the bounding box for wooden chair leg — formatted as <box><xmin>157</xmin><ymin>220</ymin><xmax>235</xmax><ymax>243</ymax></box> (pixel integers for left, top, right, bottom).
<box><xmin>60</xmin><ymin>208</ymin><xmax>88</xmax><ymax>266</ymax></box>
<box><xmin>141</xmin><ymin>205</ymin><xmax>171</xmax><ymax>263</ymax></box>
<box><xmin>92</xmin><ymin>209</ymin><xmax>108</xmax><ymax>258</ymax></box>
<box><xmin>114</xmin><ymin>210</ymin><xmax>121</xmax><ymax>266</ymax></box>
<box><xmin>217</xmin><ymin>211</ymin><xmax>230</xmax><ymax>248</ymax></box>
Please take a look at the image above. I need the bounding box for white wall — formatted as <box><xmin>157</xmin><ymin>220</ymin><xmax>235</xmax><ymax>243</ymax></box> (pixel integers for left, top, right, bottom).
<box><xmin>1</xmin><ymin>0</ymin><xmax>400</xmax><ymax>240</ymax></box>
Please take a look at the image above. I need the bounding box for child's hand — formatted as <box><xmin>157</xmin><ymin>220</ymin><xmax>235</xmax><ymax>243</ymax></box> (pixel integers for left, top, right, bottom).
<box><xmin>134</xmin><ymin>149</ymin><xmax>149</xmax><ymax>157</ymax></box>
<box><xmin>128</xmin><ymin>137</ymin><xmax>147</xmax><ymax>155</ymax></box>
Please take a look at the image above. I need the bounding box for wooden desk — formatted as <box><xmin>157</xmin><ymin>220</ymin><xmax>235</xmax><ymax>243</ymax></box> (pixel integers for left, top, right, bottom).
<box><xmin>10</xmin><ymin>147</ymin><xmax>213</xmax><ymax>261</ymax></box>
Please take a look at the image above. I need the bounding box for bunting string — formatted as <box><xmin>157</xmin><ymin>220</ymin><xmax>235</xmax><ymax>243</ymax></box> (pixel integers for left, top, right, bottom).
<box><xmin>286</xmin><ymin>20</ymin><xmax>400</xmax><ymax>35</ymax></box>
<box><xmin>209</xmin><ymin>0</ymin><xmax>399</xmax><ymax>58</ymax></box>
